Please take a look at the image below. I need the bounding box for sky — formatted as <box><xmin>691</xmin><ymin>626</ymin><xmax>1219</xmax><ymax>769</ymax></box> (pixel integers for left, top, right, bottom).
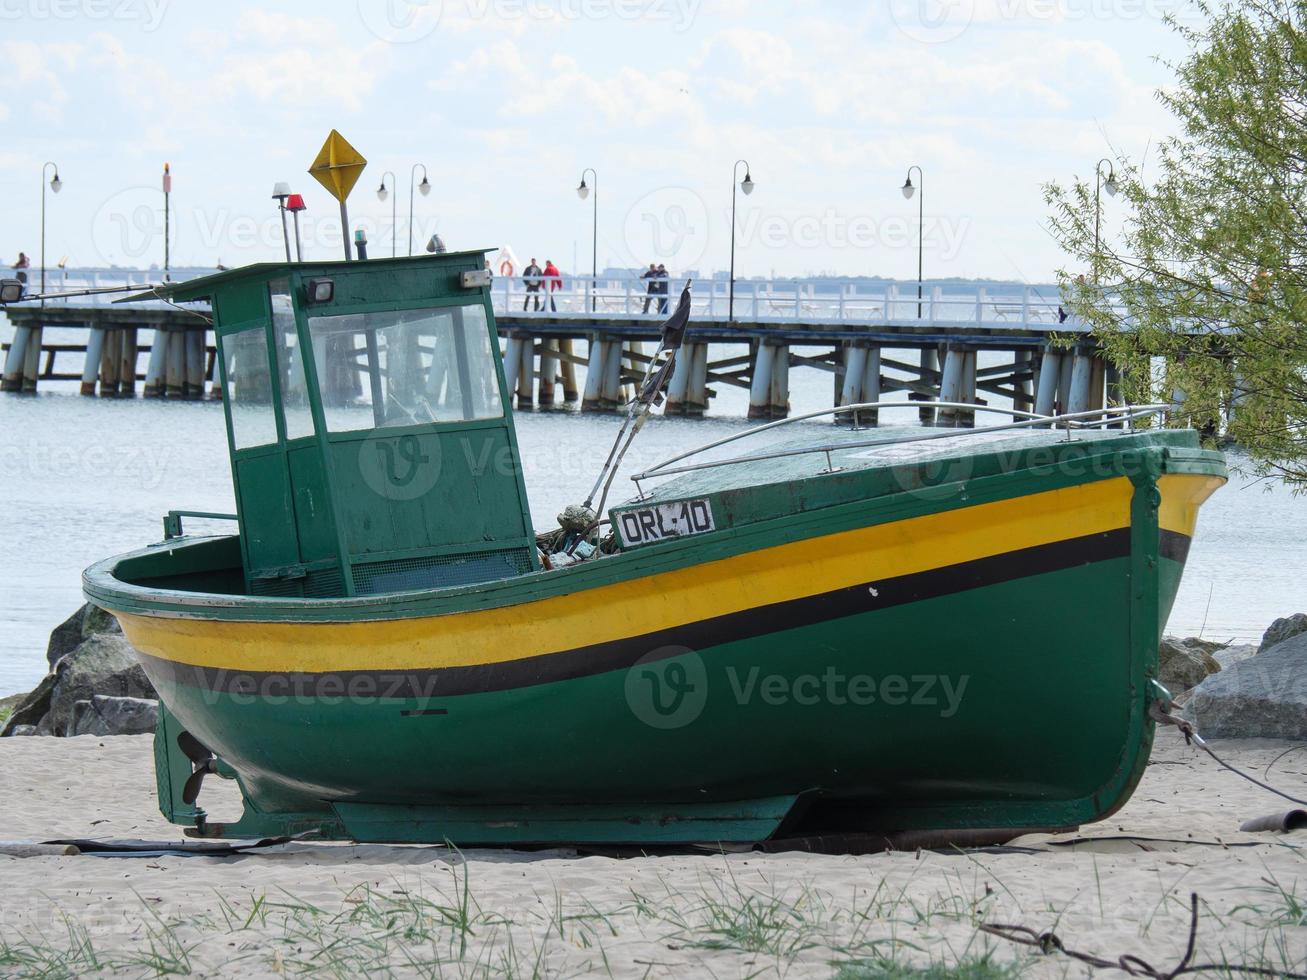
<box><xmin>0</xmin><ymin>0</ymin><xmax>1197</xmax><ymax>282</ymax></box>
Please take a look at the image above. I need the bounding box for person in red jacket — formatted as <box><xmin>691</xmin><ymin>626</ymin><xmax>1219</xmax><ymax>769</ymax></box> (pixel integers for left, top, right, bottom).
<box><xmin>543</xmin><ymin>259</ymin><xmax>562</xmax><ymax>312</ymax></box>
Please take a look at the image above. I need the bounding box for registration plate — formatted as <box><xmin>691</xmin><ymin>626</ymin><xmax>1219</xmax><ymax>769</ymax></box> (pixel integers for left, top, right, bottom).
<box><xmin>616</xmin><ymin>498</ymin><xmax>716</xmax><ymax>547</ymax></box>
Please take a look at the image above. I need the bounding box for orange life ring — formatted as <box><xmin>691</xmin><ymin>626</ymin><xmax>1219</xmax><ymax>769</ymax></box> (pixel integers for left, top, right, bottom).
<box><xmin>499</xmin><ymin>258</ymin><xmax>514</xmax><ymax>277</ymax></box>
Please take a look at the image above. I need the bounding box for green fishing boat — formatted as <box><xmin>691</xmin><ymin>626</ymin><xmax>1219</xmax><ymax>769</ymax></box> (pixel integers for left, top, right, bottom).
<box><xmin>83</xmin><ymin>250</ymin><xmax>1225</xmax><ymax>846</ymax></box>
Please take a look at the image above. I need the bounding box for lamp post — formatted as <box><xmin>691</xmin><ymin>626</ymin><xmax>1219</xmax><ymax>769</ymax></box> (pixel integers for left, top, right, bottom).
<box><xmin>1093</xmin><ymin>158</ymin><xmax>1118</xmax><ymax>282</ymax></box>
<box><xmin>1095</xmin><ymin>158</ymin><xmax>1121</xmax><ymax>423</ymax></box>
<box><xmin>900</xmin><ymin>166</ymin><xmax>924</xmax><ymax>319</ymax></box>
<box><xmin>377</xmin><ymin>171</ymin><xmax>396</xmax><ymax>257</ymax></box>
<box><xmin>41</xmin><ymin>161</ymin><xmax>62</xmax><ymax>301</ymax></box>
<box><xmin>728</xmin><ymin>159</ymin><xmax>754</xmax><ymax>322</ymax></box>
<box><xmin>271</xmin><ymin>182</ymin><xmax>292</xmax><ymax>261</ymax></box>
<box><xmin>286</xmin><ymin>194</ymin><xmax>306</xmax><ymax>261</ymax></box>
<box><xmin>162</xmin><ymin>162</ymin><xmax>172</xmax><ymax>281</ymax></box>
<box><xmin>577</xmin><ymin>168</ymin><xmax>597</xmax><ymax>311</ymax></box>
<box><xmin>901</xmin><ymin>166</ymin><xmax>932</xmax><ymax>422</ymax></box>
<box><xmin>408</xmin><ymin>163</ymin><xmax>430</xmax><ymax>256</ymax></box>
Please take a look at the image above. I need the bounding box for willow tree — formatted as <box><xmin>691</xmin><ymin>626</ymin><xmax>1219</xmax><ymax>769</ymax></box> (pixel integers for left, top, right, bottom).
<box><xmin>1045</xmin><ymin>0</ymin><xmax>1307</xmax><ymax>486</ymax></box>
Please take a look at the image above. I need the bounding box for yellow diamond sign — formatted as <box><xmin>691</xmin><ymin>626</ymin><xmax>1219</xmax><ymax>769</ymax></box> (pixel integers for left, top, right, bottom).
<box><xmin>308</xmin><ymin>129</ymin><xmax>367</xmax><ymax>203</ymax></box>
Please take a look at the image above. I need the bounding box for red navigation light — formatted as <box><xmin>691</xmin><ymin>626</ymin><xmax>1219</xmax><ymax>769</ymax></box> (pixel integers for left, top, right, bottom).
<box><xmin>286</xmin><ymin>194</ymin><xmax>307</xmax><ymax>212</ymax></box>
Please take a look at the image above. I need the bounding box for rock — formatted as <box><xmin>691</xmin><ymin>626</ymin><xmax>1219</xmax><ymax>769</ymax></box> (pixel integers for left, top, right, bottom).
<box><xmin>1260</xmin><ymin>614</ymin><xmax>1307</xmax><ymax>653</ymax></box>
<box><xmin>7</xmin><ymin>725</ymin><xmax>36</xmax><ymax>737</ymax></box>
<box><xmin>46</xmin><ymin>602</ymin><xmax>121</xmax><ymax>669</ymax></box>
<box><xmin>2</xmin><ymin>606</ymin><xmax>152</xmax><ymax>738</ymax></box>
<box><xmin>0</xmin><ymin>672</ymin><xmax>59</xmax><ymax>737</ymax></box>
<box><xmin>1158</xmin><ymin>636</ymin><xmax>1222</xmax><ymax>695</ymax></box>
<box><xmin>1214</xmin><ymin>643</ymin><xmax>1258</xmax><ymax>670</ymax></box>
<box><xmin>1188</xmin><ymin>633</ymin><xmax>1307</xmax><ymax>738</ymax></box>
<box><xmin>44</xmin><ymin>634</ymin><xmax>154</xmax><ymax>737</ymax></box>
<box><xmin>0</xmin><ymin>691</ymin><xmax>25</xmax><ymax>721</ymax></box>
<box><xmin>70</xmin><ymin>695</ymin><xmax>158</xmax><ymax>737</ymax></box>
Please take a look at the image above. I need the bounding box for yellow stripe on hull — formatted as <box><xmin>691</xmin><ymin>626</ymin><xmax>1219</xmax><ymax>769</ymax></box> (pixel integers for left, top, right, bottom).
<box><xmin>116</xmin><ymin>473</ymin><xmax>1222</xmax><ymax>675</ymax></box>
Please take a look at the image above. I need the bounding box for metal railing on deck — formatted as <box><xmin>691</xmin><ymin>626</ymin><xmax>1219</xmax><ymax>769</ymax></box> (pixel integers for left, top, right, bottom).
<box><xmin>629</xmin><ymin>402</ymin><xmax>1173</xmax><ymax>491</ymax></box>
<box><xmin>493</xmin><ymin>276</ymin><xmax>1098</xmax><ymax>330</ymax></box>
<box><xmin>2</xmin><ymin>267</ymin><xmax>1108</xmax><ymax>331</ymax></box>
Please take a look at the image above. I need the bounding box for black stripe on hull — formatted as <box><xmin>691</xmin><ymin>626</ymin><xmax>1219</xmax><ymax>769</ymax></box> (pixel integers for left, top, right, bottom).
<box><xmin>141</xmin><ymin>527</ymin><xmax>1163</xmax><ymax>700</ymax></box>
<box><xmin>1159</xmin><ymin>529</ymin><xmax>1191</xmax><ymax>564</ymax></box>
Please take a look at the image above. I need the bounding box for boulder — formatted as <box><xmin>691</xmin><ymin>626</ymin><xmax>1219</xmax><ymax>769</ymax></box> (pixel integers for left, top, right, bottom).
<box><xmin>46</xmin><ymin>602</ymin><xmax>121</xmax><ymax>669</ymax></box>
<box><xmin>7</xmin><ymin>725</ymin><xmax>37</xmax><ymax>737</ymax></box>
<box><xmin>1260</xmin><ymin>614</ymin><xmax>1307</xmax><ymax>653</ymax></box>
<box><xmin>1214</xmin><ymin>643</ymin><xmax>1258</xmax><ymax>670</ymax></box>
<box><xmin>0</xmin><ymin>672</ymin><xmax>58</xmax><ymax>737</ymax></box>
<box><xmin>1158</xmin><ymin>636</ymin><xmax>1222</xmax><ymax>695</ymax></box>
<box><xmin>3</xmin><ymin>633</ymin><xmax>155</xmax><ymax>738</ymax></box>
<box><xmin>70</xmin><ymin>695</ymin><xmax>159</xmax><ymax>737</ymax></box>
<box><xmin>1188</xmin><ymin>633</ymin><xmax>1307</xmax><ymax>738</ymax></box>
<box><xmin>44</xmin><ymin>634</ymin><xmax>154</xmax><ymax>737</ymax></box>
<box><xmin>0</xmin><ymin>691</ymin><xmax>25</xmax><ymax>722</ymax></box>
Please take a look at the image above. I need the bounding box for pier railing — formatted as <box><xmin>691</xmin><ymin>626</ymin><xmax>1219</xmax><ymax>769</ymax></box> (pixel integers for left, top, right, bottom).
<box><xmin>3</xmin><ymin>267</ymin><xmax>1094</xmax><ymax>331</ymax></box>
<box><xmin>495</xmin><ymin>276</ymin><xmax>1085</xmax><ymax>330</ymax></box>
<box><xmin>3</xmin><ymin>268</ymin><xmax>1122</xmax><ymax>418</ymax></box>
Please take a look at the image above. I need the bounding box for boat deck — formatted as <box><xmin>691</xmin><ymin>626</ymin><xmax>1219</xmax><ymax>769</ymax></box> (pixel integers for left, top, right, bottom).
<box><xmin>632</xmin><ymin>425</ymin><xmax>1184</xmax><ymax>503</ymax></box>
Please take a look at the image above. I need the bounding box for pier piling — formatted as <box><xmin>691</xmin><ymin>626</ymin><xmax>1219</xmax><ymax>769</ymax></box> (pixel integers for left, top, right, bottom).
<box><xmin>99</xmin><ymin>328</ymin><xmax>122</xmax><ymax>396</ymax></box>
<box><xmin>581</xmin><ymin>337</ymin><xmax>604</xmax><ymax>412</ymax></box>
<box><xmin>1034</xmin><ymin>347</ymin><xmax>1062</xmax><ymax>419</ymax></box>
<box><xmin>1</xmin><ymin>326</ymin><xmax>30</xmax><ymax>392</ymax></box>
<box><xmin>537</xmin><ymin>339</ymin><xmax>558</xmax><ymax>407</ymax></box>
<box><xmin>120</xmin><ymin>328</ymin><xmax>139</xmax><ymax>397</ymax></box>
<box><xmin>184</xmin><ymin>330</ymin><xmax>206</xmax><ymax>398</ymax></box>
<box><xmin>144</xmin><ymin>330</ymin><xmax>168</xmax><ymax>397</ymax></box>
<box><xmin>81</xmin><ymin>328</ymin><xmax>105</xmax><ymax>396</ymax></box>
<box><xmin>558</xmin><ymin>339</ymin><xmax>579</xmax><ymax>402</ymax></box>
<box><xmin>21</xmin><ymin>326</ymin><xmax>43</xmax><ymax>392</ymax></box>
<box><xmin>165</xmin><ymin>330</ymin><xmax>185</xmax><ymax>398</ymax></box>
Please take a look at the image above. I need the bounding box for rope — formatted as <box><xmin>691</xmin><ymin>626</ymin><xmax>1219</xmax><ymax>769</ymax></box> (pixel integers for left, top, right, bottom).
<box><xmin>1148</xmin><ymin>700</ymin><xmax>1307</xmax><ymax>807</ymax></box>
<box><xmin>981</xmin><ymin>892</ymin><xmax>1307</xmax><ymax>978</ymax></box>
<box><xmin>980</xmin><ymin>702</ymin><xmax>1307</xmax><ymax>976</ymax></box>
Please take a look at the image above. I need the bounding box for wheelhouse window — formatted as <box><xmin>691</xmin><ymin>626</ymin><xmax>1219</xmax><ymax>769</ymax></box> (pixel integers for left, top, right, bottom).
<box><xmin>270</xmin><ymin>279</ymin><xmax>314</xmax><ymax>441</ymax></box>
<box><xmin>222</xmin><ymin>326</ymin><xmax>277</xmax><ymax>450</ymax></box>
<box><xmin>307</xmin><ymin>303</ymin><xmax>502</xmax><ymax>433</ymax></box>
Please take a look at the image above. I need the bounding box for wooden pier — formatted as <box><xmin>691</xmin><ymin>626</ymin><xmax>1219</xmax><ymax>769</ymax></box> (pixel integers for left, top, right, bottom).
<box><xmin>0</xmin><ymin>270</ymin><xmax>1120</xmax><ymax>422</ymax></box>
<box><xmin>0</xmin><ymin>306</ymin><xmax>216</xmax><ymax>398</ymax></box>
<box><xmin>2</xmin><ymin>305</ymin><xmax>1120</xmax><ymax>424</ymax></box>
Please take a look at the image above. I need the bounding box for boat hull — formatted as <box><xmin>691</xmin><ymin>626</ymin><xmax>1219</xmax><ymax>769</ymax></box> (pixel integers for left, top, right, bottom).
<box><xmin>86</xmin><ymin>445</ymin><xmax>1225</xmax><ymax>844</ymax></box>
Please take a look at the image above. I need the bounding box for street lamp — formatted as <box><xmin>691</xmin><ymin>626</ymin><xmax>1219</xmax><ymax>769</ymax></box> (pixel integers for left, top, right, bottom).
<box><xmin>271</xmin><ymin>182</ymin><xmax>292</xmax><ymax>262</ymax></box>
<box><xmin>577</xmin><ymin>167</ymin><xmax>597</xmax><ymax>311</ymax></box>
<box><xmin>41</xmin><ymin>161</ymin><xmax>62</xmax><ymax>301</ymax></box>
<box><xmin>408</xmin><ymin>163</ymin><xmax>431</xmax><ymax>256</ymax></box>
<box><xmin>1094</xmin><ymin>158</ymin><xmax>1118</xmax><ymax>282</ymax></box>
<box><xmin>729</xmin><ymin>159</ymin><xmax>754</xmax><ymax>322</ymax></box>
<box><xmin>901</xmin><ymin>166</ymin><xmax>924</xmax><ymax>319</ymax></box>
<box><xmin>377</xmin><ymin>171</ymin><xmax>396</xmax><ymax>257</ymax></box>
<box><xmin>902</xmin><ymin>165</ymin><xmax>933</xmax><ymax>423</ymax></box>
<box><xmin>162</xmin><ymin>162</ymin><xmax>172</xmax><ymax>281</ymax></box>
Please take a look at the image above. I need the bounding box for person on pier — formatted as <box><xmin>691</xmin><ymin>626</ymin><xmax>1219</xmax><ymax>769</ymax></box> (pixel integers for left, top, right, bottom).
<box><xmin>522</xmin><ymin>257</ymin><xmax>543</xmax><ymax>311</ymax></box>
<box><xmin>543</xmin><ymin>259</ymin><xmax>562</xmax><ymax>312</ymax></box>
<box><xmin>641</xmin><ymin>263</ymin><xmax>658</xmax><ymax>313</ymax></box>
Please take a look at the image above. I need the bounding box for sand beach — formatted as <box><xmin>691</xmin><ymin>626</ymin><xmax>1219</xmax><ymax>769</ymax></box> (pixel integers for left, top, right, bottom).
<box><xmin>2</xmin><ymin>728</ymin><xmax>1306</xmax><ymax>977</ymax></box>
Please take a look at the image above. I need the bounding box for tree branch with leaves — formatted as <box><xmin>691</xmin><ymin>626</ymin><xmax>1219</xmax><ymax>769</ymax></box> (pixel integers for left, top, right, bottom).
<box><xmin>1045</xmin><ymin>0</ymin><xmax>1307</xmax><ymax>486</ymax></box>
